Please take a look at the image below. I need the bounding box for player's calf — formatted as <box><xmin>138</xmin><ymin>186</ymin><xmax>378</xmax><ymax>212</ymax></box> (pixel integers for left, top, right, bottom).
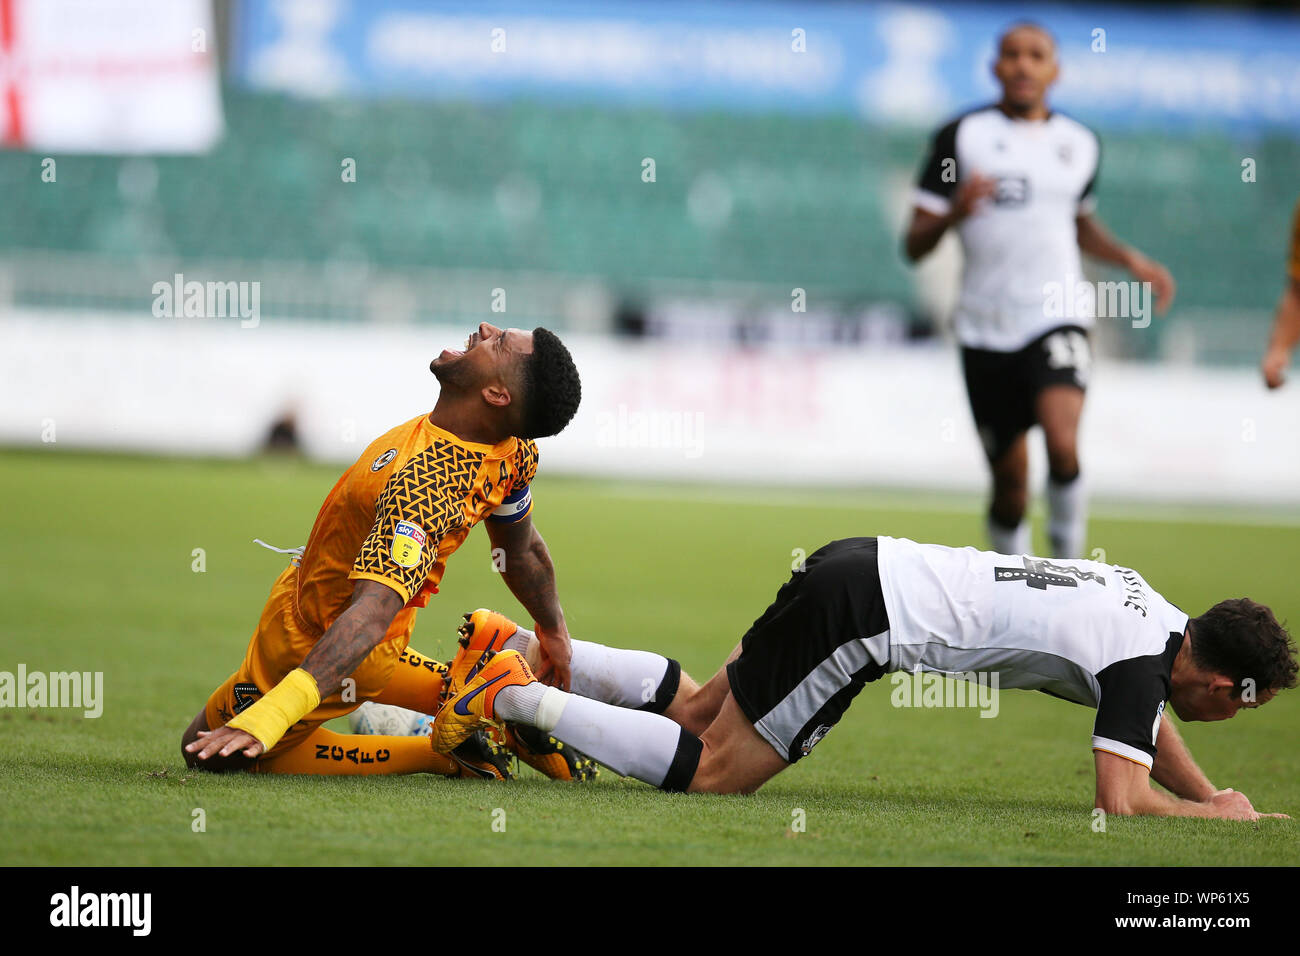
<box><xmin>990</xmin><ymin>465</ymin><xmax>1029</xmax><ymax>527</ymax></box>
<box><xmin>684</xmin><ymin>695</ymin><xmax>791</xmax><ymax>795</ymax></box>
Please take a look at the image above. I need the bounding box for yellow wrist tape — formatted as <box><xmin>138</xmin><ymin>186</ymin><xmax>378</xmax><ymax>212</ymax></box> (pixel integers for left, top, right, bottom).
<box><xmin>226</xmin><ymin>668</ymin><xmax>321</xmax><ymax>753</ymax></box>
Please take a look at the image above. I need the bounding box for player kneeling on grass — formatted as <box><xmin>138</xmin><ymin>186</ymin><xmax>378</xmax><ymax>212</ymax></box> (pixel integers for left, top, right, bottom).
<box><xmin>181</xmin><ymin>323</ymin><xmax>592</xmax><ymax>781</ymax></box>
<box><xmin>433</xmin><ymin>538</ymin><xmax>1296</xmax><ymax>819</ymax></box>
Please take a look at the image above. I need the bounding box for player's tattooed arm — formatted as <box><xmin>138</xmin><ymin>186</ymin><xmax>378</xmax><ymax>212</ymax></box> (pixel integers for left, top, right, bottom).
<box><xmin>185</xmin><ymin>579</ymin><xmax>404</xmax><ymax>764</ymax></box>
<box><xmin>486</xmin><ymin>511</ymin><xmax>565</xmax><ymax>629</ymax></box>
<box><xmin>486</xmin><ymin>513</ymin><xmax>571</xmax><ymax>690</ymax></box>
<box><xmin>299</xmin><ymin>579</ymin><xmax>405</xmax><ymax>694</ymax></box>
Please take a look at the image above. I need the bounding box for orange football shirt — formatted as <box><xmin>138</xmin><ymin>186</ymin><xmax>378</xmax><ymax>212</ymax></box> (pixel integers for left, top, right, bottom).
<box><xmin>291</xmin><ymin>414</ymin><xmax>538</xmax><ymax>646</ymax></box>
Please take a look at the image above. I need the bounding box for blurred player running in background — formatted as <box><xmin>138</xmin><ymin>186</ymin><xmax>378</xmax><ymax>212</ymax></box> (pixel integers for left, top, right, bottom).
<box><xmin>903</xmin><ymin>22</ymin><xmax>1175</xmax><ymax>558</ymax></box>
<box><xmin>182</xmin><ymin>323</ymin><xmax>587</xmax><ymax>780</ymax></box>
<box><xmin>1261</xmin><ymin>197</ymin><xmax>1300</xmax><ymax>389</ymax></box>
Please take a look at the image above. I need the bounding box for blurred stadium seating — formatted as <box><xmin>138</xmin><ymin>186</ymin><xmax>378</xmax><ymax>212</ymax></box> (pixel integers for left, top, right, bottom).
<box><xmin>2</xmin><ymin>0</ymin><xmax>1298</xmax><ymax>501</ymax></box>
<box><xmin>2</xmin><ymin>87</ymin><xmax>1296</xmax><ymax>361</ymax></box>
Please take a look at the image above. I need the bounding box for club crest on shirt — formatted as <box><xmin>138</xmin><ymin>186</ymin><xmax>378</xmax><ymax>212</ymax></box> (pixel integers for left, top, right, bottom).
<box><xmin>800</xmin><ymin>724</ymin><xmax>832</xmax><ymax>756</ymax></box>
<box><xmin>391</xmin><ymin>521</ymin><xmax>427</xmax><ymax>568</ymax></box>
<box><xmin>371</xmin><ymin>448</ymin><xmax>398</xmax><ymax>472</ymax></box>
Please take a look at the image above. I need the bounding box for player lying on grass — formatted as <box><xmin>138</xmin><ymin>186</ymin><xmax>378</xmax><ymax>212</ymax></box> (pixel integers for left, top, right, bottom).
<box><xmin>433</xmin><ymin>537</ymin><xmax>1296</xmax><ymax>818</ymax></box>
<box><xmin>182</xmin><ymin>322</ymin><xmax>593</xmax><ymax>781</ymax></box>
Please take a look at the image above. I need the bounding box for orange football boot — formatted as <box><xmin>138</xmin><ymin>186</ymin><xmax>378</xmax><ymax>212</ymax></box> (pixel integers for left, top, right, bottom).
<box><xmin>432</xmin><ymin>650</ymin><xmax>536</xmax><ymax>753</ymax></box>
<box><xmin>495</xmin><ymin>723</ymin><xmax>599</xmax><ymax>783</ymax></box>
<box><xmin>442</xmin><ymin>609</ymin><xmax>525</xmax><ymax>705</ymax></box>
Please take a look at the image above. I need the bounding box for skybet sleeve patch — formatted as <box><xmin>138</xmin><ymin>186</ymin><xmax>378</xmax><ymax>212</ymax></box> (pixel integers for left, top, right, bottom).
<box><xmin>351</xmin><ymin>469</ymin><xmax>453</xmax><ymax>603</ymax></box>
<box><xmin>390</xmin><ymin>520</ymin><xmax>427</xmax><ymax>567</ymax></box>
<box><xmin>350</xmin><ymin>441</ymin><xmax>483</xmax><ymax>604</ymax></box>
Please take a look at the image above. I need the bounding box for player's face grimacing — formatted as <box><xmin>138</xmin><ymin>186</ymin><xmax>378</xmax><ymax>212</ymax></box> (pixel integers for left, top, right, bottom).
<box><xmin>429</xmin><ymin>322</ymin><xmax>533</xmax><ymax>383</ymax></box>
<box><xmin>993</xmin><ymin>26</ymin><xmax>1058</xmax><ymax>113</ymax></box>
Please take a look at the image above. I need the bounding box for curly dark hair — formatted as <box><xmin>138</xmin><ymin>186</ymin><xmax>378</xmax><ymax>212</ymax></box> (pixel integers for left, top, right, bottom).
<box><xmin>1189</xmin><ymin>599</ymin><xmax>1297</xmax><ymax>698</ymax></box>
<box><xmin>518</xmin><ymin>327</ymin><xmax>581</xmax><ymax>438</ymax></box>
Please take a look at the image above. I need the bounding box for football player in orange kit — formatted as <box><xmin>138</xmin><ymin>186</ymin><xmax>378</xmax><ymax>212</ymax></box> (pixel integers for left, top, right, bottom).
<box><xmin>182</xmin><ymin>322</ymin><xmax>584</xmax><ymax>780</ymax></box>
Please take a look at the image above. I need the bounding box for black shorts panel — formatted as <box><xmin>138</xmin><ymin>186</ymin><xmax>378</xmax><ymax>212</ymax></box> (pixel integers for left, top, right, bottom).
<box><xmin>962</xmin><ymin>325</ymin><xmax>1090</xmax><ymax>462</ymax></box>
<box><xmin>726</xmin><ymin>538</ymin><xmax>889</xmax><ymax>763</ymax></box>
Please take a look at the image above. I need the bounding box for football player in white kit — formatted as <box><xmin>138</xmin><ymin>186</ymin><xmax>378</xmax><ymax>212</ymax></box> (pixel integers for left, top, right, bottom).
<box><xmin>436</xmin><ymin>537</ymin><xmax>1294</xmax><ymax>820</ymax></box>
<box><xmin>903</xmin><ymin>23</ymin><xmax>1176</xmax><ymax>559</ymax></box>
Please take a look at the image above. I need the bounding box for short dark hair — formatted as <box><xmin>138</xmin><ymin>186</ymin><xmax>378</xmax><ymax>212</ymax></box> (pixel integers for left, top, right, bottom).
<box><xmin>998</xmin><ymin>20</ymin><xmax>1057</xmax><ymax>53</ymax></box>
<box><xmin>518</xmin><ymin>327</ymin><xmax>581</xmax><ymax>438</ymax></box>
<box><xmin>1189</xmin><ymin>599</ymin><xmax>1297</xmax><ymax>698</ymax></box>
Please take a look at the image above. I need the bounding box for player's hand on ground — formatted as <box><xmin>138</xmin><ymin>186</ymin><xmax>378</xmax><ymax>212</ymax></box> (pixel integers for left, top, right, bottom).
<box><xmin>1261</xmin><ymin>346</ymin><xmax>1288</xmax><ymax>389</ymax></box>
<box><xmin>533</xmin><ymin>622</ymin><xmax>572</xmax><ymax>691</ymax></box>
<box><xmin>186</xmin><ymin>726</ymin><xmax>265</xmax><ymax>762</ymax></box>
<box><xmin>951</xmin><ymin>174</ymin><xmax>997</xmax><ymax>221</ymax></box>
<box><xmin>1217</xmin><ymin>788</ymin><xmax>1291</xmax><ymax>820</ymax></box>
<box><xmin>1128</xmin><ymin>254</ymin><xmax>1176</xmax><ymax>314</ymax></box>
<box><xmin>1207</xmin><ymin>788</ymin><xmax>1260</xmax><ymax>820</ymax></box>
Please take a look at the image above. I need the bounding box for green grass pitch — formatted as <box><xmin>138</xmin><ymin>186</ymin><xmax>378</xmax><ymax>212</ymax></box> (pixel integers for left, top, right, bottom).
<box><xmin>0</xmin><ymin>448</ymin><xmax>1296</xmax><ymax>866</ymax></box>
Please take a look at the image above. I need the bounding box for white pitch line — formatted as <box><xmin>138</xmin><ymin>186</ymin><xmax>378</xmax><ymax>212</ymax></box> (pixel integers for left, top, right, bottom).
<box><xmin>583</xmin><ymin>481</ymin><xmax>1300</xmax><ymax>529</ymax></box>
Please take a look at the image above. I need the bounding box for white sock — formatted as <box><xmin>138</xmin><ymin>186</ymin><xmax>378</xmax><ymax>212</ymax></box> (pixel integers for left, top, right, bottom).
<box><xmin>504</xmin><ymin>628</ymin><xmax>673</xmax><ymax>709</ymax></box>
<box><xmin>569</xmin><ymin>639</ymin><xmax>672</xmax><ymax>708</ymax></box>
<box><xmin>493</xmin><ymin>681</ymin><xmax>547</xmax><ymax>724</ymax></box>
<box><xmin>1047</xmin><ymin>473</ymin><xmax>1087</xmax><ymax>559</ymax></box>
<box><xmin>503</xmin><ymin>626</ymin><xmax>534</xmax><ymax>657</ymax></box>
<box><xmin>495</xmin><ymin>684</ymin><xmax>691</xmax><ymax>787</ymax></box>
<box><xmin>988</xmin><ymin>515</ymin><xmax>1031</xmax><ymax>555</ymax></box>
